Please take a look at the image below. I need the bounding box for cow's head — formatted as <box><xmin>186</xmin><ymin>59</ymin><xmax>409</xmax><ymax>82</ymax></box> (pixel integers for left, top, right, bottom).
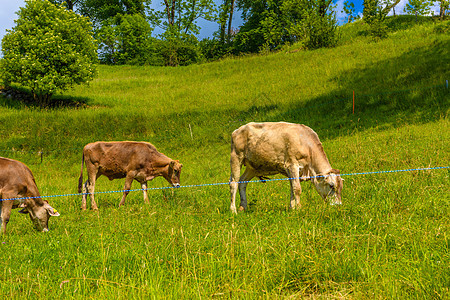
<box><xmin>19</xmin><ymin>201</ymin><xmax>60</xmax><ymax>232</ymax></box>
<box><xmin>312</xmin><ymin>169</ymin><xmax>343</xmax><ymax>205</ymax></box>
<box><xmin>165</xmin><ymin>160</ymin><xmax>183</xmax><ymax>188</ymax></box>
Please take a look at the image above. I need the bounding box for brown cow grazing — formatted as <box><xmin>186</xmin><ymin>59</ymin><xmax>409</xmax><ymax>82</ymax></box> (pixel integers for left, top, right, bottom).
<box><xmin>78</xmin><ymin>141</ymin><xmax>183</xmax><ymax>210</ymax></box>
<box><xmin>0</xmin><ymin>157</ymin><xmax>60</xmax><ymax>234</ymax></box>
<box><xmin>229</xmin><ymin>122</ymin><xmax>343</xmax><ymax>213</ymax></box>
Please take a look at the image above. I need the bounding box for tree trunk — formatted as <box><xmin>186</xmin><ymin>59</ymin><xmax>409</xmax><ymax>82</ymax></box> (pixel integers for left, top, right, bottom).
<box><xmin>184</xmin><ymin>0</ymin><xmax>197</xmax><ymax>34</ymax></box>
<box><xmin>66</xmin><ymin>0</ymin><xmax>74</xmax><ymax>11</ymax></box>
<box><xmin>440</xmin><ymin>1</ymin><xmax>446</xmax><ymax>20</ymax></box>
<box><xmin>227</xmin><ymin>0</ymin><xmax>235</xmax><ymax>41</ymax></box>
<box><xmin>381</xmin><ymin>0</ymin><xmax>400</xmax><ymax>16</ymax></box>
<box><xmin>164</xmin><ymin>0</ymin><xmax>176</xmax><ymax>26</ymax></box>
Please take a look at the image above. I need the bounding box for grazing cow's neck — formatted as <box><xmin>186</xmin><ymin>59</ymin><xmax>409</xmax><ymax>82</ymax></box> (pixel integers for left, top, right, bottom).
<box><xmin>148</xmin><ymin>153</ymin><xmax>172</xmax><ymax>178</ymax></box>
<box><xmin>152</xmin><ymin>153</ymin><xmax>171</xmax><ymax>167</ymax></box>
<box><xmin>309</xmin><ymin>146</ymin><xmax>332</xmax><ymax>176</ymax></box>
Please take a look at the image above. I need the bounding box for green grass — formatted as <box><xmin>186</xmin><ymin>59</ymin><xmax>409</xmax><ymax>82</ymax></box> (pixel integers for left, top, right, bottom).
<box><xmin>0</xmin><ymin>16</ymin><xmax>449</xmax><ymax>298</ymax></box>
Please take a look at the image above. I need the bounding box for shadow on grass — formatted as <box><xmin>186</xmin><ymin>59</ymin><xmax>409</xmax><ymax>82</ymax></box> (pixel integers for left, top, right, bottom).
<box><xmin>0</xmin><ymin>86</ymin><xmax>90</xmax><ymax>109</ymax></box>
<box><xmin>269</xmin><ymin>40</ymin><xmax>450</xmax><ymax>140</ymax></box>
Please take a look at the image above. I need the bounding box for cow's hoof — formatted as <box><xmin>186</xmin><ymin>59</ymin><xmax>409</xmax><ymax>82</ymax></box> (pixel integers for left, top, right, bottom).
<box><xmin>238</xmin><ymin>206</ymin><xmax>246</xmax><ymax>212</ymax></box>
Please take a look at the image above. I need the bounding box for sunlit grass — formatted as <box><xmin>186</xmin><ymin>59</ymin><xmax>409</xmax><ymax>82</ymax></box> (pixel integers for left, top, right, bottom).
<box><xmin>0</xmin><ymin>17</ymin><xmax>449</xmax><ymax>298</ymax></box>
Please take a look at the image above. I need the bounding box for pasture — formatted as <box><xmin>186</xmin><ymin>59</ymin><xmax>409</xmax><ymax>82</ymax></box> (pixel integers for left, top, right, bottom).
<box><xmin>0</xmin><ymin>18</ymin><xmax>449</xmax><ymax>298</ymax></box>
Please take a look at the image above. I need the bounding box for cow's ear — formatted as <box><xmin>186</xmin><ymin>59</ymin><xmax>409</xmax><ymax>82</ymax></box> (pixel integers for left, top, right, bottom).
<box><xmin>44</xmin><ymin>203</ymin><xmax>60</xmax><ymax>217</ymax></box>
<box><xmin>169</xmin><ymin>160</ymin><xmax>175</xmax><ymax>168</ymax></box>
<box><xmin>177</xmin><ymin>160</ymin><xmax>183</xmax><ymax>168</ymax></box>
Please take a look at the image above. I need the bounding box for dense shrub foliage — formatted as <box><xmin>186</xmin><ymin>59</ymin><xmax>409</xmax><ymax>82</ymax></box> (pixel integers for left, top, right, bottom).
<box><xmin>0</xmin><ymin>0</ymin><xmax>97</xmax><ymax>105</ymax></box>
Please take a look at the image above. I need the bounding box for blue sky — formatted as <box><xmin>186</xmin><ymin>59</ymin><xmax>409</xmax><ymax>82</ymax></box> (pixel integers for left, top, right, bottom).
<box><xmin>0</xmin><ymin>0</ymin><xmax>441</xmax><ymax>48</ymax></box>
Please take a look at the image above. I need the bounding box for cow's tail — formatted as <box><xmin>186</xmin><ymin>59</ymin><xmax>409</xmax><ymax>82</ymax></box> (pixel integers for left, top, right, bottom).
<box><xmin>78</xmin><ymin>152</ymin><xmax>85</xmax><ymax>193</ymax></box>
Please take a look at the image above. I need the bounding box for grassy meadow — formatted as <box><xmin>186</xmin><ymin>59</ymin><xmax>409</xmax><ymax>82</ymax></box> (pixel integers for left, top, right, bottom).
<box><xmin>0</xmin><ymin>17</ymin><xmax>449</xmax><ymax>298</ymax></box>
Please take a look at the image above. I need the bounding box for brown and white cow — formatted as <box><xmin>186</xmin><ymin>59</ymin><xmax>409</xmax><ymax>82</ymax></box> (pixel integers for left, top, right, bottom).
<box><xmin>78</xmin><ymin>141</ymin><xmax>183</xmax><ymax>210</ymax></box>
<box><xmin>0</xmin><ymin>157</ymin><xmax>60</xmax><ymax>234</ymax></box>
<box><xmin>229</xmin><ymin>122</ymin><xmax>343</xmax><ymax>213</ymax></box>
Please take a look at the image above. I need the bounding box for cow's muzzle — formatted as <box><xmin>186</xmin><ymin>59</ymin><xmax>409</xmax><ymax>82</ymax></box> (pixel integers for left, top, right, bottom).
<box><xmin>172</xmin><ymin>183</ymin><xmax>181</xmax><ymax>188</ymax></box>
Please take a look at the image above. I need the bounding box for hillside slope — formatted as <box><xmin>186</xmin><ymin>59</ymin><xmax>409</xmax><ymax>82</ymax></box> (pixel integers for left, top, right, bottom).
<box><xmin>0</xmin><ymin>17</ymin><xmax>448</xmax><ymax>299</ymax></box>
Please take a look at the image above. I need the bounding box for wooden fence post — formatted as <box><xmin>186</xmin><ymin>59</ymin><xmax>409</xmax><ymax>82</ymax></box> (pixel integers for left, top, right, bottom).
<box><xmin>353</xmin><ymin>90</ymin><xmax>355</xmax><ymax>114</ymax></box>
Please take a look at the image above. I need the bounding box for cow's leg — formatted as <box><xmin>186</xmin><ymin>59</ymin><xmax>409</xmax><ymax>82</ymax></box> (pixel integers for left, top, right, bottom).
<box><xmin>287</xmin><ymin>167</ymin><xmax>302</xmax><ymax>209</ymax></box>
<box><xmin>84</xmin><ymin>164</ymin><xmax>99</xmax><ymax>210</ymax></box>
<box><xmin>119</xmin><ymin>174</ymin><xmax>134</xmax><ymax>207</ymax></box>
<box><xmin>229</xmin><ymin>152</ymin><xmax>242</xmax><ymax>214</ymax></box>
<box><xmin>81</xmin><ymin>181</ymin><xmax>88</xmax><ymax>210</ymax></box>
<box><xmin>0</xmin><ymin>199</ymin><xmax>14</xmax><ymax>234</ymax></box>
<box><xmin>141</xmin><ymin>181</ymin><xmax>149</xmax><ymax>204</ymax></box>
<box><xmin>85</xmin><ymin>178</ymin><xmax>98</xmax><ymax>210</ymax></box>
<box><xmin>238</xmin><ymin>168</ymin><xmax>256</xmax><ymax>211</ymax></box>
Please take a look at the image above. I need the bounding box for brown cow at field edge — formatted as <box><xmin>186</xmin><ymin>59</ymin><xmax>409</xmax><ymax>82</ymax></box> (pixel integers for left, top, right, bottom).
<box><xmin>0</xmin><ymin>157</ymin><xmax>60</xmax><ymax>234</ymax></box>
<box><xmin>229</xmin><ymin>122</ymin><xmax>343</xmax><ymax>213</ymax></box>
<box><xmin>78</xmin><ymin>141</ymin><xmax>183</xmax><ymax>210</ymax></box>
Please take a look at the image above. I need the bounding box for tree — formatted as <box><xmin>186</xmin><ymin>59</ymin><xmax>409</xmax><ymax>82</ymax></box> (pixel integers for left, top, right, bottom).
<box><xmin>149</xmin><ymin>0</ymin><xmax>216</xmax><ymax>36</ymax></box>
<box><xmin>437</xmin><ymin>0</ymin><xmax>449</xmax><ymax>19</ymax></box>
<box><xmin>49</xmin><ymin>0</ymin><xmax>147</xmax><ymax>27</ymax></box>
<box><xmin>364</xmin><ymin>0</ymin><xmax>401</xmax><ymax>23</ymax></box>
<box><xmin>234</xmin><ymin>0</ymin><xmax>337</xmax><ymax>53</ymax></box>
<box><xmin>96</xmin><ymin>13</ymin><xmax>160</xmax><ymax>65</ymax></box>
<box><xmin>80</xmin><ymin>0</ymin><xmax>146</xmax><ymax>26</ymax></box>
<box><xmin>48</xmin><ymin>0</ymin><xmax>80</xmax><ymax>10</ymax></box>
<box><xmin>363</xmin><ymin>0</ymin><xmax>400</xmax><ymax>38</ymax></box>
<box><xmin>342</xmin><ymin>0</ymin><xmax>359</xmax><ymax>23</ymax></box>
<box><xmin>218</xmin><ymin>0</ymin><xmax>236</xmax><ymax>43</ymax></box>
<box><xmin>404</xmin><ymin>0</ymin><xmax>433</xmax><ymax>15</ymax></box>
<box><xmin>0</xmin><ymin>0</ymin><xmax>97</xmax><ymax>105</ymax></box>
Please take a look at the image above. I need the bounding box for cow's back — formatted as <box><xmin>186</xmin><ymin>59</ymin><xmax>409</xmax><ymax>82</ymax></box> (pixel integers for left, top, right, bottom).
<box><xmin>83</xmin><ymin>141</ymin><xmax>162</xmax><ymax>175</ymax></box>
<box><xmin>0</xmin><ymin>157</ymin><xmax>40</xmax><ymax>198</ymax></box>
<box><xmin>232</xmin><ymin>122</ymin><xmax>325</xmax><ymax>169</ymax></box>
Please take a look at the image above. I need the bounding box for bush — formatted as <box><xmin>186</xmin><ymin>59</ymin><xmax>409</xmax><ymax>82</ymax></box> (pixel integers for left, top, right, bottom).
<box><xmin>367</xmin><ymin>18</ymin><xmax>388</xmax><ymax>40</ymax></box>
<box><xmin>156</xmin><ymin>34</ymin><xmax>201</xmax><ymax>66</ymax></box>
<box><xmin>0</xmin><ymin>0</ymin><xmax>97</xmax><ymax>105</ymax></box>
<box><xmin>198</xmin><ymin>38</ymin><xmax>230</xmax><ymax>61</ymax></box>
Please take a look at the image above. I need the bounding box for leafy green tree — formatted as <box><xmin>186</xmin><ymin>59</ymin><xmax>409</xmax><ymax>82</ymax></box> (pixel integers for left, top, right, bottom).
<box><xmin>50</xmin><ymin>0</ymin><xmax>147</xmax><ymax>27</ymax></box>
<box><xmin>363</xmin><ymin>0</ymin><xmax>400</xmax><ymax>38</ymax></box>
<box><xmin>79</xmin><ymin>0</ymin><xmax>146</xmax><ymax>27</ymax></box>
<box><xmin>218</xmin><ymin>0</ymin><xmax>236</xmax><ymax>43</ymax></box>
<box><xmin>0</xmin><ymin>0</ymin><xmax>97</xmax><ymax>105</ymax></box>
<box><xmin>234</xmin><ymin>0</ymin><xmax>337</xmax><ymax>53</ymax></box>
<box><xmin>145</xmin><ymin>0</ymin><xmax>215</xmax><ymax>66</ymax></box>
<box><xmin>96</xmin><ymin>13</ymin><xmax>160</xmax><ymax>65</ymax></box>
<box><xmin>342</xmin><ymin>0</ymin><xmax>360</xmax><ymax>23</ymax></box>
<box><xmin>149</xmin><ymin>0</ymin><xmax>216</xmax><ymax>36</ymax></box>
<box><xmin>48</xmin><ymin>0</ymin><xmax>80</xmax><ymax>10</ymax></box>
<box><xmin>437</xmin><ymin>0</ymin><xmax>449</xmax><ymax>19</ymax></box>
<box><xmin>404</xmin><ymin>0</ymin><xmax>433</xmax><ymax>15</ymax></box>
<box><xmin>300</xmin><ymin>0</ymin><xmax>338</xmax><ymax>49</ymax></box>
<box><xmin>363</xmin><ymin>0</ymin><xmax>401</xmax><ymax>23</ymax></box>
